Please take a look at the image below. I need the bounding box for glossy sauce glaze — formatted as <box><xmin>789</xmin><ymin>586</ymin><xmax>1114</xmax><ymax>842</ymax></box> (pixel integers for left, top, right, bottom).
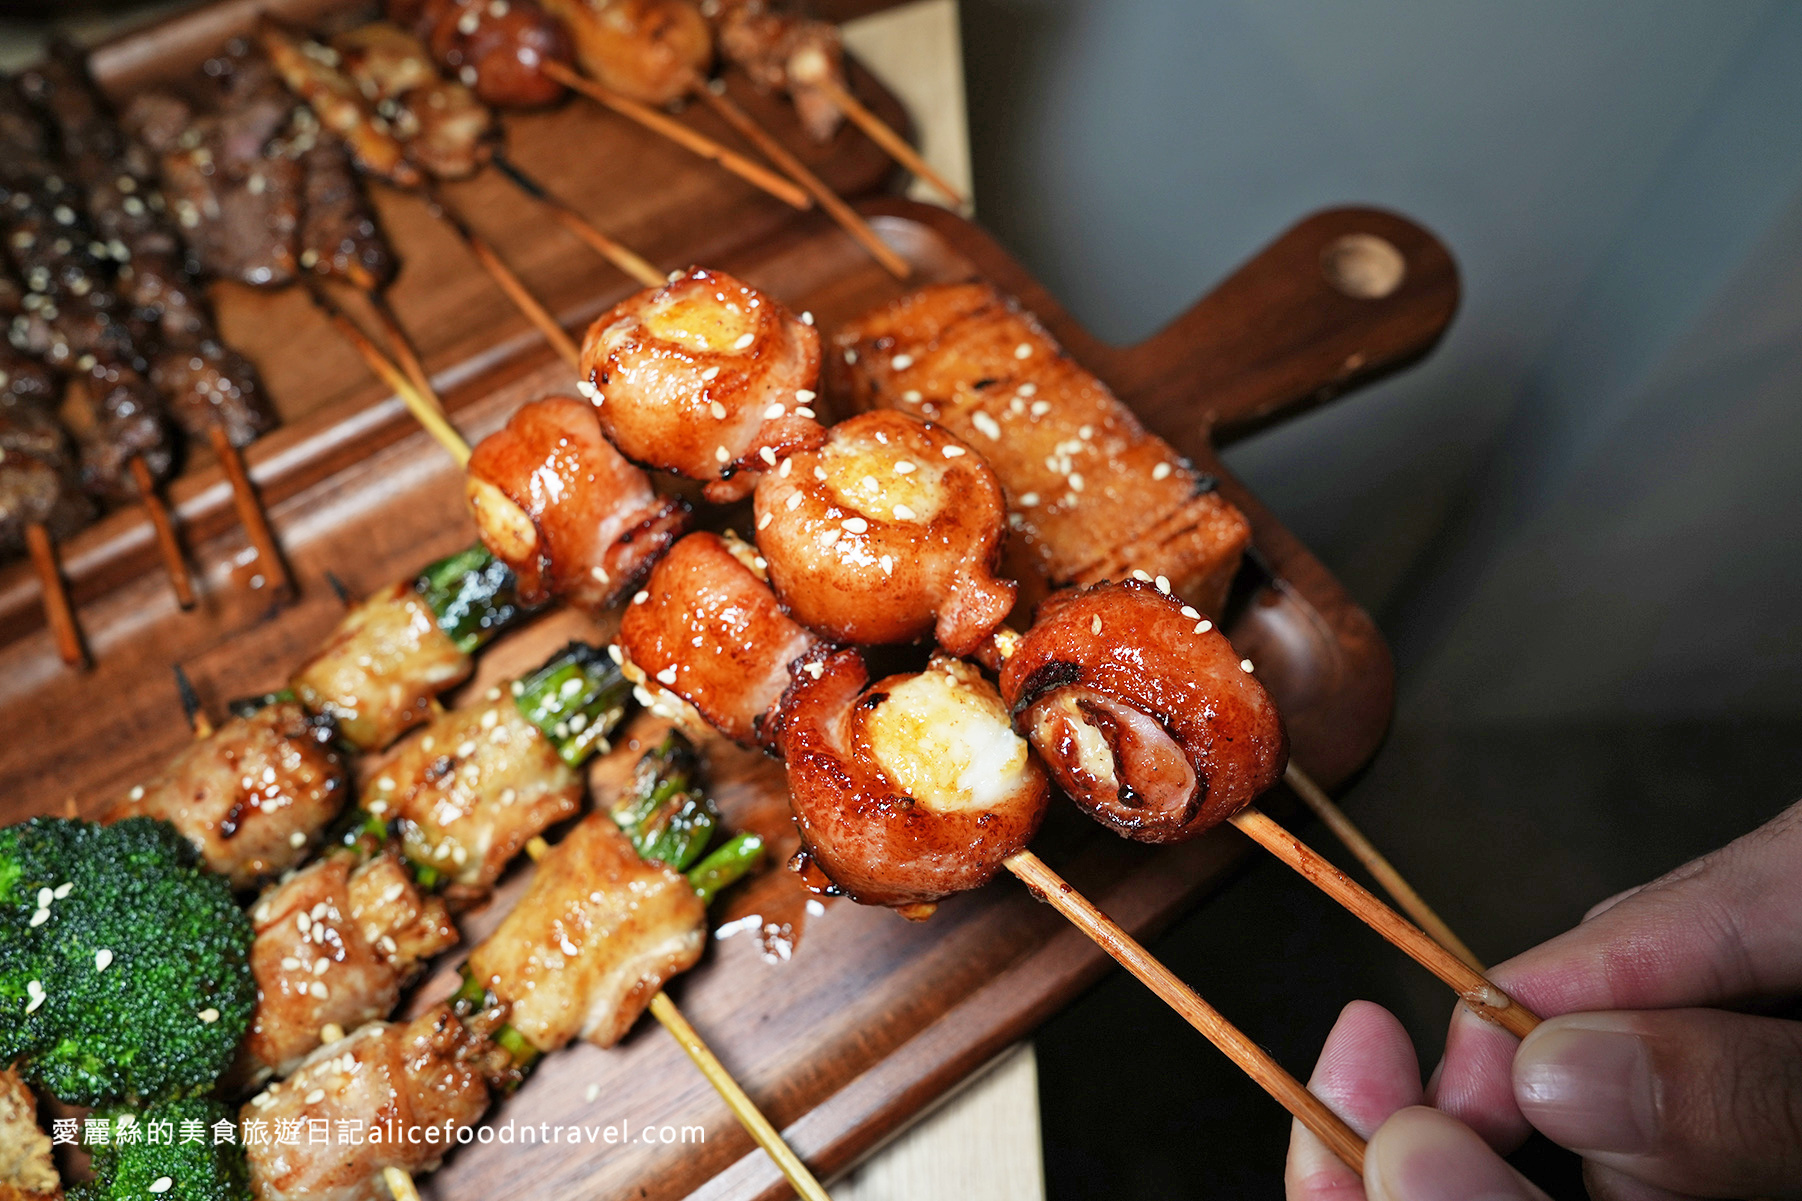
<box><xmin>999</xmin><ymin>580</ymin><xmax>1287</xmax><ymax>843</ymax></box>
<box><xmin>580</xmin><ymin>267</ymin><xmax>823</xmax><ymax>502</ymax></box>
<box><xmin>753</xmin><ymin>410</ymin><xmax>1016</xmax><ymax>655</ymax></box>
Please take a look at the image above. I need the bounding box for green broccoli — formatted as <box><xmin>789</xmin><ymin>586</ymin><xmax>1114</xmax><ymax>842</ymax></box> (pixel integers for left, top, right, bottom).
<box><xmin>74</xmin><ymin>1097</ymin><xmax>250</xmax><ymax>1201</ymax></box>
<box><xmin>0</xmin><ymin>817</ymin><xmax>255</xmax><ymax>1105</ymax></box>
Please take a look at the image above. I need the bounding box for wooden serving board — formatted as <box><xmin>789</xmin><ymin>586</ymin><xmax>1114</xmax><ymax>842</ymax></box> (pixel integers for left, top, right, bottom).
<box><xmin>0</xmin><ymin>194</ymin><xmax>1457</xmax><ymax>1198</ymax></box>
<box><xmin>0</xmin><ymin>0</ymin><xmax>908</xmax><ymax>645</ymax></box>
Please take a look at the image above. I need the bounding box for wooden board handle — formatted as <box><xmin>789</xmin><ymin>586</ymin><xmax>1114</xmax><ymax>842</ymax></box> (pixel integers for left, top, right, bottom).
<box><xmin>1118</xmin><ymin>207</ymin><xmax>1460</xmax><ymax>446</ymax></box>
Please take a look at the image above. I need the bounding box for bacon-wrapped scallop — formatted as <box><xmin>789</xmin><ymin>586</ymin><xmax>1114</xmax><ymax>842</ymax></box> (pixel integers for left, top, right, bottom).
<box><xmin>465</xmin><ymin>396</ymin><xmax>689</xmax><ymax>610</ymax></box>
<box><xmin>753</xmin><ymin>410</ymin><xmax>1015</xmax><ymax>655</ymax></box>
<box><xmin>579</xmin><ymin>267</ymin><xmax>823</xmax><ymax>502</ymax></box>
<box><xmin>998</xmin><ymin>580</ymin><xmax>1287</xmax><ymax>844</ymax></box>
<box><xmin>617</xmin><ymin>531</ymin><xmax>820</xmax><ymax>750</ymax></box>
<box><xmin>777</xmin><ymin>649</ymin><xmax>1049</xmax><ymax>915</ymax></box>
<box><xmin>105</xmin><ymin>700</ymin><xmax>348</xmax><ymax>890</ymax></box>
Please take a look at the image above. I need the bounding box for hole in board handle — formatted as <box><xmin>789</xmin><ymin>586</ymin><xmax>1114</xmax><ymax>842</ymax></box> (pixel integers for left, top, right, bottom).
<box><xmin>1321</xmin><ymin>234</ymin><xmax>1406</xmax><ymax>300</ymax></box>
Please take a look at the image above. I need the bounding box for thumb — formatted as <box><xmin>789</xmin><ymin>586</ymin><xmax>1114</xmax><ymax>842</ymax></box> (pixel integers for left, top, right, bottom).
<box><xmin>1363</xmin><ymin>1107</ymin><xmax>1549</xmax><ymax>1201</ymax></box>
<box><xmin>1513</xmin><ymin>1009</ymin><xmax>1802</xmax><ymax>1198</ymax></box>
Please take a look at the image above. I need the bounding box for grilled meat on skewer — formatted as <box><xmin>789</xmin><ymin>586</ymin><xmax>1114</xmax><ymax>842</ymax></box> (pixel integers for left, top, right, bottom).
<box><xmin>539</xmin><ymin>0</ymin><xmax>712</xmax><ymax>107</ymax></box>
<box><xmin>393</xmin><ymin>0</ymin><xmax>575</xmax><ymax>108</ymax></box>
<box><xmin>333</xmin><ymin>22</ymin><xmax>496</xmax><ymax>180</ymax></box>
<box><xmin>835</xmin><ymin>281</ymin><xmax>1252</xmax><ymax>618</ymax></box>
<box><xmin>0</xmin><ymin>394</ymin><xmax>94</xmax><ymax>554</ymax></box>
<box><xmin>617</xmin><ymin>530</ymin><xmax>821</xmax><ymax>751</ymax></box>
<box><xmin>709</xmin><ymin>0</ymin><xmax>846</xmax><ymax>142</ymax></box>
<box><xmin>579</xmin><ymin>266</ymin><xmax>824</xmax><ymax>503</ymax></box>
<box><xmin>465</xmin><ymin>395</ymin><xmax>689</xmax><ymax>611</ymax></box>
<box><xmin>104</xmin><ymin>698</ymin><xmax>350</xmax><ymax>889</ymax></box>
<box><xmin>999</xmin><ymin>580</ymin><xmax>1288</xmax><ymax>844</ymax></box>
<box><xmin>259</xmin><ymin>23</ymin><xmax>423</xmax><ymax>190</ymax></box>
<box><xmin>751</xmin><ymin>409</ymin><xmax>1015</xmax><ymax>655</ymax></box>
<box><xmin>237</xmin><ymin>851</ymin><xmax>457</xmax><ymax>1084</ymax></box>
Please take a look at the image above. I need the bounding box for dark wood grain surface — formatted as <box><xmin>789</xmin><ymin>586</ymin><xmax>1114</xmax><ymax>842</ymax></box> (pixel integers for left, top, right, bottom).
<box><xmin>0</xmin><ymin>197</ymin><xmax>1457</xmax><ymax>1198</ymax></box>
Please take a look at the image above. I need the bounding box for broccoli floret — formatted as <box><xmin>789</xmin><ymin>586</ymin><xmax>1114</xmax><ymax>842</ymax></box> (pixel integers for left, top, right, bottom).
<box><xmin>0</xmin><ymin>818</ymin><xmax>255</xmax><ymax>1105</ymax></box>
<box><xmin>74</xmin><ymin>1098</ymin><xmax>250</xmax><ymax>1201</ymax></box>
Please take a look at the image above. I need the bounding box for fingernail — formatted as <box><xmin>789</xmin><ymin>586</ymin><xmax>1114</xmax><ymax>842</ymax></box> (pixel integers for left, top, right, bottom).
<box><xmin>1366</xmin><ymin>1107</ymin><xmax>1538</xmax><ymax>1201</ymax></box>
<box><xmin>1513</xmin><ymin>1015</ymin><xmax>1656</xmax><ymax>1153</ymax></box>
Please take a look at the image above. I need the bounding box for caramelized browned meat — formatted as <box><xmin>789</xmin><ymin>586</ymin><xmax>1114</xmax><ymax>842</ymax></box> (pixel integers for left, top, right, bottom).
<box><xmin>0</xmin><ymin>398</ymin><xmax>93</xmax><ymax>555</ymax></box>
<box><xmin>713</xmin><ymin>1</ymin><xmax>846</xmax><ymax>142</ymax></box>
<box><xmin>999</xmin><ymin>580</ymin><xmax>1287</xmax><ymax>843</ymax></box>
<box><xmin>378</xmin><ymin>692</ymin><xmax>583</xmax><ymax>891</ymax></box>
<box><xmin>580</xmin><ymin>266</ymin><xmax>823</xmax><ymax>502</ymax></box>
<box><xmin>104</xmin><ymin>700</ymin><xmax>349</xmax><ymax>889</ymax></box>
<box><xmin>239</xmin><ymin>853</ymin><xmax>458</xmax><ymax>1082</ymax></box>
<box><xmin>834</xmin><ymin>282</ymin><xmax>1251</xmax><ymax>617</ymax></box>
<box><xmin>403</xmin><ymin>0</ymin><xmax>575</xmax><ymax>108</ymax></box>
<box><xmin>463</xmin><ymin>813</ymin><xmax>704</xmax><ymax>1052</ymax></box>
<box><xmin>155</xmin><ymin>121</ymin><xmax>303</xmax><ymax>288</ymax></box>
<box><xmin>64</xmin><ymin>361</ymin><xmax>176</xmax><ymax>503</ymax></box>
<box><xmin>753</xmin><ymin>410</ymin><xmax>1014</xmax><ymax>654</ymax></box>
<box><xmin>334</xmin><ymin>23</ymin><xmax>496</xmax><ymax>180</ymax></box>
<box><xmin>296</xmin><ymin>137</ymin><xmax>396</xmax><ymax>291</ymax></box>
<box><xmin>152</xmin><ymin>336</ymin><xmax>275</xmax><ymax>447</ymax></box>
<box><xmin>259</xmin><ymin>23</ymin><xmax>424</xmax><ymax>189</ymax></box>
<box><xmin>540</xmin><ymin>0</ymin><xmax>711</xmax><ymax>106</ymax></box>
<box><xmin>0</xmin><ymin>1067</ymin><xmax>58</xmax><ymax>1201</ymax></box>
<box><xmin>617</xmin><ymin>531</ymin><xmax>820</xmax><ymax>749</ymax></box>
<box><xmin>290</xmin><ymin>581</ymin><xmax>472</xmax><ymax>751</ymax></box>
<box><xmin>243</xmin><ymin>1007</ymin><xmax>492</xmax><ymax>1201</ymax></box>
<box><xmin>778</xmin><ymin>649</ymin><xmax>1047</xmax><ymax>912</ymax></box>
<box><xmin>465</xmin><ymin>396</ymin><xmax>689</xmax><ymax>610</ymax></box>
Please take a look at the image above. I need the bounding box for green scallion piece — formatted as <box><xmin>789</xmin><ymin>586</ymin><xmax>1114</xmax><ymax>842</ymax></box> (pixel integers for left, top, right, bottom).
<box><xmin>415</xmin><ymin>544</ymin><xmax>534</xmax><ymax>654</ymax></box>
<box><xmin>687</xmin><ymin>832</ymin><xmax>766</xmax><ymax>907</ymax></box>
<box><xmin>511</xmin><ymin>642</ymin><xmax>632</xmax><ymax>767</ymax></box>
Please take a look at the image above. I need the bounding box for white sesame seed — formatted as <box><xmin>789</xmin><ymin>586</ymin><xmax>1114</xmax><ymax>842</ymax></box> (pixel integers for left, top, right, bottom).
<box><xmin>1195</xmin><ymin>620</ymin><xmax>1213</xmax><ymax>634</ymax></box>
<box><xmin>313</xmin><ymin>957</ymin><xmax>330</xmax><ymax>976</ymax></box>
<box><xmin>1019</xmin><ymin>492</ymin><xmax>1039</xmax><ymax>508</ymax></box>
<box><xmin>1018</xmin><ymin>382</ymin><xmax>1038</xmax><ymax>396</ymax></box>
<box><xmin>310</xmin><ymin>982</ymin><xmax>329</xmax><ymax>1000</ymax></box>
<box><xmin>304</xmin><ymin>1089</ymin><xmax>326</xmax><ymax>1105</ymax></box>
<box><xmin>28</xmin><ymin>910</ymin><xmax>48</xmax><ymax>928</ymax></box>
<box><xmin>732</xmin><ymin>333</ymin><xmax>756</xmax><ymax>350</ymax></box>
<box><xmin>298</xmin><ymin>913</ymin><xmax>311</xmax><ymax>933</ymax></box>
<box><xmin>972</xmin><ymin>413</ymin><xmax>1002</xmax><ymax>440</ymax></box>
<box><xmin>842</xmin><ymin>517</ymin><xmax>868</xmax><ymax>533</ymax></box>
<box><xmin>36</xmin><ymin>888</ymin><xmax>52</xmax><ymax>908</ymax></box>
<box><xmin>1091</xmin><ymin>616</ymin><xmax>1102</xmax><ymax>635</ymax></box>
<box><xmin>902</xmin><ymin>389</ymin><xmax>923</xmax><ymax>403</ymax></box>
<box><xmin>844</xmin><ymin>349</ymin><xmax>857</xmax><ymax>364</ymax></box>
<box><xmin>821</xmin><ymin>529</ymin><xmax>841</xmax><ymax>546</ymax></box>
<box><xmin>1030</xmin><ymin>401</ymin><xmax>1051</xmax><ymax>417</ymax></box>
<box><xmin>804</xmin><ymin>661</ymin><xmax>825</xmax><ymax>679</ymax></box>
<box><xmin>53</xmin><ymin>883</ymin><xmax>71</xmax><ymax>899</ymax></box>
<box><xmin>199</xmin><ymin>1007</ymin><xmax>221</xmax><ymax>1023</ymax></box>
<box><xmin>1240</xmin><ymin>658</ymin><xmax>1255</xmax><ymax>673</ymax></box>
<box><xmin>149</xmin><ymin>1178</ymin><xmax>173</xmax><ymax>1194</ymax></box>
<box><xmin>814</xmin><ymin>465</ymin><xmax>828</xmax><ymax>480</ymax></box>
<box><xmin>893</xmin><ymin>460</ymin><xmax>916</xmax><ymax>475</ymax></box>
<box><xmin>802</xmin><ymin>311</ymin><xmax>814</xmax><ymax>325</ymax></box>
<box><xmin>758</xmin><ymin>513</ymin><xmax>772</xmax><ymax>530</ymax></box>
<box><xmin>759</xmin><ymin>446</ymin><xmax>778</xmax><ymax>465</ymax></box>
<box><xmin>1152</xmin><ymin>463</ymin><xmax>1173</xmax><ymax>481</ymax></box>
<box><xmin>764</xmin><ymin>403</ymin><xmax>786</xmax><ymax>419</ymax></box>
<box><xmin>1132</xmin><ymin>570</ymin><xmax>1152</xmax><ymax>582</ymax></box>
<box><xmin>891</xmin><ymin>354</ymin><xmax>914</xmax><ymax>370</ymax></box>
<box><xmin>879</xmin><ymin>555</ymin><xmax>893</xmax><ymax>575</ymax></box>
<box><xmin>779</xmin><ymin>457</ymin><xmax>793</xmax><ymax>477</ymax></box>
<box><xmin>795</xmin><ymin>406</ymin><xmax>817</xmax><ymax>419</ymax></box>
<box><xmin>1156</xmin><ymin>575</ymin><xmax>1171</xmax><ymax>594</ymax></box>
<box><xmin>289</xmin><ymin>831</ymin><xmax>307</xmax><ymax>848</ymax></box>
<box><xmin>715</xmin><ymin>445</ymin><xmax>730</xmax><ymax>464</ymax></box>
<box><xmin>129</xmin><ymin>785</ymin><xmax>144</xmax><ymax>801</ymax></box>
<box><xmin>1079</xmin><ymin>425</ymin><xmax>1094</xmax><ymax>440</ymax></box>
<box><xmin>862</xmin><ymin>474</ymin><xmax>880</xmax><ymax>493</ymax></box>
<box><xmin>796</xmin><ymin>389</ymin><xmax>816</xmax><ymax>403</ymax></box>
<box><xmin>95</xmin><ymin>949</ymin><xmax>113</xmax><ymax>971</ymax></box>
<box><xmin>634</xmin><ymin>590</ymin><xmax>650</xmax><ymax>605</ymax></box>
<box><xmin>456</xmin><ymin>740</ymin><xmax>477</xmax><ymax>758</ymax></box>
<box><xmin>943</xmin><ymin>445</ymin><xmax>966</xmax><ymax>458</ymax></box>
<box><xmin>1181</xmin><ymin>606</ymin><xmax>1200</xmax><ymax>619</ymax></box>
<box><xmin>893</xmin><ymin>503</ymin><xmax>916</xmax><ymax>521</ymax></box>
<box><xmin>281</xmin><ymin>957</ymin><xmax>301</xmax><ymax>971</ymax></box>
<box><xmin>1015</xmin><ymin>343</ymin><xmax>1032</xmax><ymax>359</ymax></box>
<box><xmin>710</xmin><ymin>401</ymin><xmax>727</xmax><ymax>419</ymax></box>
<box><xmin>656</xmin><ymin>666</ymin><xmax>678</xmax><ymax>686</ymax></box>
<box><xmin>1069</xmin><ymin>473</ymin><xmax>1085</xmax><ymax>492</ymax></box>
<box><xmin>701</xmin><ymin>367</ymin><xmax>719</xmax><ymax>384</ymax></box>
<box><xmin>585</xmin><ymin>1082</ymin><xmax>601</xmax><ymax>1102</ymax></box>
<box><xmin>25</xmin><ymin>991</ymin><xmax>45</xmax><ymax>1014</ymax></box>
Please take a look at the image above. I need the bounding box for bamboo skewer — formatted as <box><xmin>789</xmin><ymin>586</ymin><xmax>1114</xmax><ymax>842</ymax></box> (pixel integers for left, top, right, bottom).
<box><xmin>1283</xmin><ymin>762</ymin><xmax>1484</xmax><ymax>971</ymax></box>
<box><xmin>800</xmin><ymin>72</ymin><xmax>965</xmax><ymax>209</ymax></box>
<box><xmin>210</xmin><ymin>427</ymin><xmax>292</xmax><ymax>600</ymax></box>
<box><xmin>130</xmin><ymin>456</ymin><xmax>195</xmax><ymax>610</ymax></box>
<box><xmin>25</xmin><ymin>523</ymin><xmax>84</xmax><ymax>667</ymax></box>
<box><xmin>1004</xmin><ymin>849</ymin><xmax>1364</xmax><ymax>1172</ymax></box>
<box><xmin>490</xmin><ymin>153</ymin><xmax>666</xmax><ymax>289</ymax></box>
<box><xmin>364</xmin><ymin>289</ymin><xmax>439</xmax><ymax>412</ymax></box>
<box><xmin>1228</xmin><ymin>808</ymin><xmax>1538</xmax><ymax>1038</ymax></box>
<box><xmin>687</xmin><ymin>80</ymin><xmax>911</xmax><ymax>280</ymax></box>
<box><xmin>541</xmin><ymin>62</ymin><xmax>812</xmax><ymax>211</ymax></box>
<box><xmin>425</xmin><ymin>191</ymin><xmax>584</xmax><ymax>369</ymax></box>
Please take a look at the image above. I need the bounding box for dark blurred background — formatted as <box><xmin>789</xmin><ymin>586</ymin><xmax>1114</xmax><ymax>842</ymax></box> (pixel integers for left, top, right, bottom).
<box><xmin>955</xmin><ymin>1</ymin><xmax>1802</xmax><ymax>1196</ymax></box>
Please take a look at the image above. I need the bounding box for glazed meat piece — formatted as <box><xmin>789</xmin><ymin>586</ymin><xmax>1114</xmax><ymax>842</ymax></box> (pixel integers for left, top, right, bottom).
<box><xmin>152</xmin><ymin>336</ymin><xmax>275</xmax><ymax>448</ymax></box>
<box><xmin>291</xmin><ymin>580</ymin><xmax>473</xmax><ymax>751</ymax></box>
<box><xmin>713</xmin><ymin>1</ymin><xmax>846</xmax><ymax>142</ymax></box>
<box><xmin>104</xmin><ymin>699</ymin><xmax>349</xmax><ymax>889</ymax></box>
<box><xmin>540</xmin><ymin>0</ymin><xmax>711</xmax><ymax>106</ymax></box>
<box><xmin>0</xmin><ymin>344</ymin><xmax>57</xmax><ymax>409</ymax></box>
<box><xmin>835</xmin><ymin>282</ymin><xmax>1252</xmax><ymax>618</ymax></box>
<box><xmin>617</xmin><ymin>531</ymin><xmax>820</xmax><ymax>749</ymax></box>
<box><xmin>400</xmin><ymin>0</ymin><xmax>575</xmax><ymax>108</ymax></box>
<box><xmin>334</xmin><ymin>23</ymin><xmax>496</xmax><ymax>181</ymax></box>
<box><xmin>243</xmin><ymin>1007</ymin><xmax>493</xmax><ymax>1201</ymax></box>
<box><xmin>0</xmin><ymin>399</ymin><xmax>94</xmax><ymax>555</ymax></box>
<box><xmin>465</xmin><ymin>396</ymin><xmax>689</xmax><ymax>610</ymax></box>
<box><xmin>239</xmin><ymin>852</ymin><xmax>458</xmax><ymax>1082</ymax></box>
<box><xmin>753</xmin><ymin>410</ymin><xmax>1014</xmax><ymax>654</ymax></box>
<box><xmin>0</xmin><ymin>1067</ymin><xmax>58</xmax><ymax>1201</ymax></box>
<box><xmin>999</xmin><ymin>580</ymin><xmax>1287</xmax><ymax>843</ymax></box>
<box><xmin>296</xmin><ymin>137</ymin><xmax>397</xmax><ymax>291</ymax></box>
<box><xmin>778</xmin><ymin>649</ymin><xmax>1048</xmax><ymax>913</ymax></box>
<box><xmin>64</xmin><ymin>361</ymin><xmax>176</xmax><ymax>502</ymax></box>
<box><xmin>259</xmin><ymin>22</ymin><xmax>423</xmax><ymax>189</ymax></box>
<box><xmin>463</xmin><ymin>813</ymin><xmax>704</xmax><ymax>1052</ymax></box>
<box><xmin>580</xmin><ymin>266</ymin><xmax>823</xmax><ymax>502</ymax></box>
<box><xmin>378</xmin><ymin>693</ymin><xmax>583</xmax><ymax>891</ymax></box>
<box><xmin>154</xmin><ymin>115</ymin><xmax>304</xmax><ymax>288</ymax></box>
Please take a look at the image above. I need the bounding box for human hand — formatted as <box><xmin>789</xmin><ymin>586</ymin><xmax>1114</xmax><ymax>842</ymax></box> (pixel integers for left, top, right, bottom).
<box><xmin>1286</xmin><ymin>799</ymin><xmax>1802</xmax><ymax>1200</ymax></box>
